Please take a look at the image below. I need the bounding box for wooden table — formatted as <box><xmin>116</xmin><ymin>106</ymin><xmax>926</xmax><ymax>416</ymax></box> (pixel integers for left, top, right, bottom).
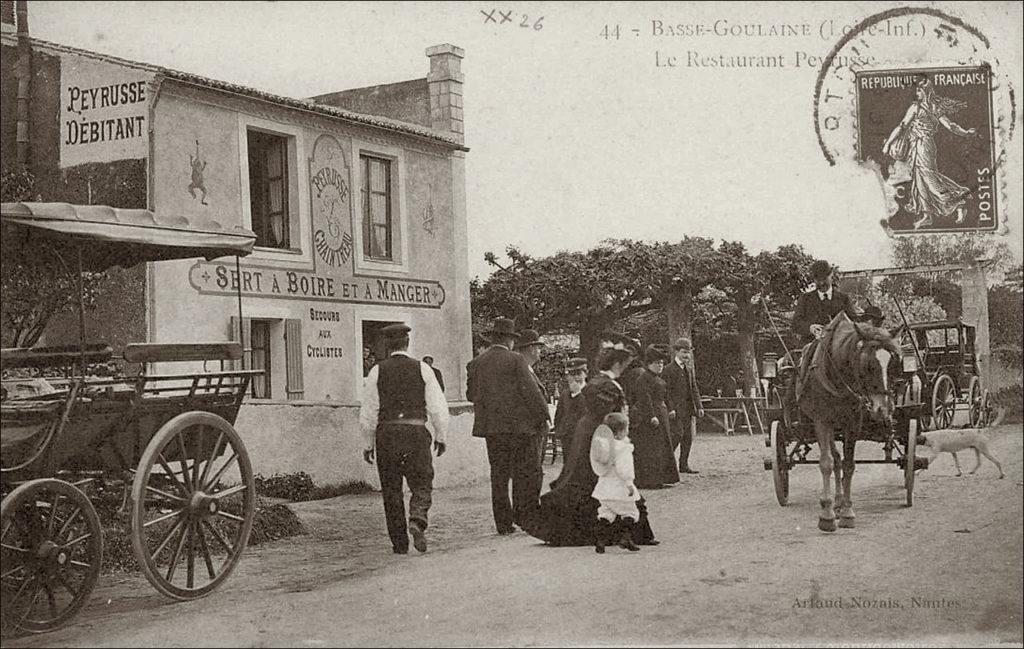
<box><xmin>699</xmin><ymin>396</ymin><xmax>768</xmax><ymax>436</ymax></box>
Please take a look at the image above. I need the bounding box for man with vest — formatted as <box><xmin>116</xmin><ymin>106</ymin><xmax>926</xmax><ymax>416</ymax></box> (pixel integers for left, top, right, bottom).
<box><xmin>360</xmin><ymin>323</ymin><xmax>449</xmax><ymax>554</ymax></box>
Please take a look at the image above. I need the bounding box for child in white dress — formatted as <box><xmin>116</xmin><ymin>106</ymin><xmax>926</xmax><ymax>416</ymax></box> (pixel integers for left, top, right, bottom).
<box><xmin>590</xmin><ymin>411</ymin><xmax>641</xmax><ymax>553</ymax></box>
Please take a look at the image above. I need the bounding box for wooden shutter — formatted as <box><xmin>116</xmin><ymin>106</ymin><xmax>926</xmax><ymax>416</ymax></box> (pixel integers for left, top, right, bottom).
<box><xmin>229</xmin><ymin>316</ymin><xmax>252</xmax><ymax>371</ymax></box>
<box><xmin>284</xmin><ymin>318</ymin><xmax>304</xmax><ymax>400</ymax></box>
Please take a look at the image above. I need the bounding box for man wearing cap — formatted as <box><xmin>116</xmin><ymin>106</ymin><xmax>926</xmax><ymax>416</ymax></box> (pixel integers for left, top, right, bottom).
<box><xmin>792</xmin><ymin>260</ymin><xmax>856</xmax><ymax>345</ymax></box>
<box><xmin>360</xmin><ymin>323</ymin><xmax>449</xmax><ymax>554</ymax></box>
<box><xmin>664</xmin><ymin>337</ymin><xmax>704</xmax><ymax>474</ymax></box>
<box><xmin>857</xmin><ymin>305</ymin><xmax>886</xmax><ymax>330</ymax></box>
<box><xmin>467</xmin><ymin>318</ymin><xmax>551</xmax><ymax>535</ymax></box>
<box><xmin>552</xmin><ymin>357</ymin><xmax>589</xmax><ymax>483</ymax></box>
<box><xmin>422</xmin><ymin>355</ymin><xmax>445</xmax><ymax>392</ymax></box>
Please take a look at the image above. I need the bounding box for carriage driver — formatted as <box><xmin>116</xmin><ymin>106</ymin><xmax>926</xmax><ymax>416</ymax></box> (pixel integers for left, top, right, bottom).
<box><xmin>792</xmin><ymin>260</ymin><xmax>857</xmax><ymax>345</ymax></box>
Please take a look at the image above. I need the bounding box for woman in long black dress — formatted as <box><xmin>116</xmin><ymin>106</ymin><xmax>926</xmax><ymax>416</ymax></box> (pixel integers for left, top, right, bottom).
<box><xmin>631</xmin><ymin>345</ymin><xmax>681</xmax><ymax>489</ymax></box>
<box><xmin>521</xmin><ymin>348</ymin><xmax>657</xmax><ymax>547</ymax></box>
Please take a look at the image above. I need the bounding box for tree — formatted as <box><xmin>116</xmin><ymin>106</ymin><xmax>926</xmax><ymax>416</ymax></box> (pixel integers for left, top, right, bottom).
<box><xmin>654</xmin><ymin>236</ymin><xmax>722</xmax><ymax>346</ymax></box>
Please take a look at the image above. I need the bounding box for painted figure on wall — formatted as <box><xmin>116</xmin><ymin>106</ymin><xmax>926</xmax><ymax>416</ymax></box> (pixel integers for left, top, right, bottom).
<box><xmin>188</xmin><ymin>139</ymin><xmax>209</xmax><ymax>206</ymax></box>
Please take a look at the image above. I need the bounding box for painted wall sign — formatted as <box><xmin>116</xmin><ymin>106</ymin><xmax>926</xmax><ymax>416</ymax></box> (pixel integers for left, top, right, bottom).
<box><xmin>309</xmin><ymin>135</ymin><xmax>354</xmax><ymax>269</ymax></box>
<box><xmin>60</xmin><ymin>56</ymin><xmax>153</xmax><ymax>167</ymax></box>
<box><xmin>188</xmin><ymin>261</ymin><xmax>446</xmax><ymax>309</ymax></box>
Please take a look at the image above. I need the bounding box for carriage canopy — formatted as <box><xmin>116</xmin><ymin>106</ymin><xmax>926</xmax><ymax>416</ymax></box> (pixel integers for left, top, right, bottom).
<box><xmin>1</xmin><ymin>202</ymin><xmax>256</xmax><ymax>272</ymax></box>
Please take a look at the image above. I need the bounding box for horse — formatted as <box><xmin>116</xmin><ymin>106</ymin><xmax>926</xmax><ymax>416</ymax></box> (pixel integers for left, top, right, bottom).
<box><xmin>797</xmin><ymin>312</ymin><xmax>901</xmax><ymax>532</ymax></box>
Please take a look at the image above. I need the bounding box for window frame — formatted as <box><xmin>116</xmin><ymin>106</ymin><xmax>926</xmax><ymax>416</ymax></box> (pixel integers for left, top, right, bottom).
<box><xmin>238</xmin><ymin>115</ymin><xmax>311</xmax><ymax>266</ymax></box>
<box><xmin>351</xmin><ymin>139</ymin><xmax>409</xmax><ymax>274</ymax></box>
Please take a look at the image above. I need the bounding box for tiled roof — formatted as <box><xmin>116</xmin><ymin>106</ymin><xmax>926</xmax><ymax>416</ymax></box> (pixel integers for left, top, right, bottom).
<box><xmin>2</xmin><ymin>34</ymin><xmax>467</xmax><ymax>151</ymax></box>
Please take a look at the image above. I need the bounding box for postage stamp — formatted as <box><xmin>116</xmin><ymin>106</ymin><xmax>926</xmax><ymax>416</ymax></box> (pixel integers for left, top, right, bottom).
<box><xmin>855</xmin><ymin>65</ymin><xmax>998</xmax><ymax>233</ymax></box>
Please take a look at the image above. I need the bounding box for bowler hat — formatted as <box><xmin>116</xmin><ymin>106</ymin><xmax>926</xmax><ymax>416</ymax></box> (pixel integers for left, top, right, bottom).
<box><xmin>515</xmin><ymin>329</ymin><xmax>546</xmax><ymax>349</ymax></box>
<box><xmin>565</xmin><ymin>357</ymin><xmax>588</xmax><ymax>372</ymax></box>
<box><xmin>672</xmin><ymin>337</ymin><xmax>693</xmax><ymax>351</ymax></box>
<box><xmin>483</xmin><ymin>317</ymin><xmax>520</xmax><ymax>340</ymax></box>
<box><xmin>644</xmin><ymin>344</ymin><xmax>669</xmax><ymax>363</ymax></box>
<box><xmin>380</xmin><ymin>323</ymin><xmax>411</xmax><ymax>338</ymax></box>
<box><xmin>809</xmin><ymin>260</ymin><xmax>837</xmax><ymax>281</ymax></box>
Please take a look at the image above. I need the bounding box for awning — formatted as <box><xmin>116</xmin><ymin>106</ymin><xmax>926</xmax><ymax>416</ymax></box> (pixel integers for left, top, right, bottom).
<box><xmin>1</xmin><ymin>202</ymin><xmax>256</xmax><ymax>271</ymax></box>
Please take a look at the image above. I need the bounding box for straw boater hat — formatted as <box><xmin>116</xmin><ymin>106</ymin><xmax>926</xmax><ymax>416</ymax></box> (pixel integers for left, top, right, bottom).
<box><xmin>482</xmin><ymin>317</ymin><xmax>519</xmax><ymax>341</ymax></box>
<box><xmin>515</xmin><ymin>329</ymin><xmax>546</xmax><ymax>350</ymax></box>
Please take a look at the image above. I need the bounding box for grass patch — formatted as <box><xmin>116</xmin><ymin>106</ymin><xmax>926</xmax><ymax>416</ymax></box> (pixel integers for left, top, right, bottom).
<box><xmin>254</xmin><ymin>471</ymin><xmax>375</xmax><ymax>502</ymax></box>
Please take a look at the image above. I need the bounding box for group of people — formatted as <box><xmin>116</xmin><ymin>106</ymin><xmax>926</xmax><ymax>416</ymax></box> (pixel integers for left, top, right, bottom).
<box><xmin>357</xmin><ymin>257</ymin><xmax>866</xmax><ymax>556</ymax></box>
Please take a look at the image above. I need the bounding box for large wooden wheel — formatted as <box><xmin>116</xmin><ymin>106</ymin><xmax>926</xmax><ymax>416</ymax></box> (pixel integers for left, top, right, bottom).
<box><xmin>770</xmin><ymin>421</ymin><xmax>789</xmax><ymax>506</ymax></box>
<box><xmin>1</xmin><ymin>479</ymin><xmax>102</xmax><ymax>635</ymax></box>
<box><xmin>904</xmin><ymin>419</ymin><xmax>917</xmax><ymax>508</ymax></box>
<box><xmin>967</xmin><ymin>377</ymin><xmax>984</xmax><ymax>427</ymax></box>
<box><xmin>130</xmin><ymin>412</ymin><xmax>255</xmax><ymax>601</ymax></box>
<box><xmin>930</xmin><ymin>374</ymin><xmax>957</xmax><ymax>430</ymax></box>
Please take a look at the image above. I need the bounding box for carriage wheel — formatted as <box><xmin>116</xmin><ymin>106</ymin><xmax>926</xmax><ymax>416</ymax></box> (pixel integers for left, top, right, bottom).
<box><xmin>904</xmin><ymin>420</ymin><xmax>917</xmax><ymax>508</ymax></box>
<box><xmin>1</xmin><ymin>479</ymin><xmax>102</xmax><ymax>634</ymax></box>
<box><xmin>976</xmin><ymin>389</ymin><xmax>996</xmax><ymax>427</ymax></box>
<box><xmin>130</xmin><ymin>412</ymin><xmax>255</xmax><ymax>601</ymax></box>
<box><xmin>930</xmin><ymin>374</ymin><xmax>956</xmax><ymax>430</ymax></box>
<box><xmin>770</xmin><ymin>421</ymin><xmax>790</xmax><ymax>506</ymax></box>
<box><xmin>967</xmin><ymin>377</ymin><xmax>983</xmax><ymax>427</ymax></box>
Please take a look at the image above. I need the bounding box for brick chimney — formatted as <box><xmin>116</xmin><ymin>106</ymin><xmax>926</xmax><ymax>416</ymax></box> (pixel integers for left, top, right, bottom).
<box><xmin>426</xmin><ymin>44</ymin><xmax>464</xmax><ymax>143</ymax></box>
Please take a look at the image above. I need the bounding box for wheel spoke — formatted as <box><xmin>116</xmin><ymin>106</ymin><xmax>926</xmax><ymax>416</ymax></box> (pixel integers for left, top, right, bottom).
<box><xmin>1</xmin><ymin>564</ymin><xmax>27</xmax><ymax>580</ymax></box>
<box><xmin>195</xmin><ymin>523</ymin><xmax>217</xmax><ymax>580</ymax></box>
<box><xmin>215</xmin><ymin>510</ymin><xmax>244</xmax><ymax>523</ymax></box>
<box><xmin>157</xmin><ymin>452</ymin><xmax>190</xmax><ymax>496</ymax></box>
<box><xmin>201</xmin><ymin>519</ymin><xmax>233</xmax><ymax>555</ymax></box>
<box><xmin>68</xmin><ymin>560</ymin><xmax>92</xmax><ymax>570</ymax></box>
<box><xmin>210</xmin><ymin>484</ymin><xmax>247</xmax><ymax>499</ymax></box>
<box><xmin>177</xmin><ymin>434</ymin><xmax>193</xmax><ymax>493</ymax></box>
<box><xmin>17</xmin><ymin>578</ymin><xmax>43</xmax><ymax>627</ymax></box>
<box><xmin>144</xmin><ymin>509</ymin><xmax>187</xmax><ymax>529</ymax></box>
<box><xmin>186</xmin><ymin>521</ymin><xmax>196</xmax><ymax>590</ymax></box>
<box><xmin>47</xmin><ymin>491</ymin><xmax>63</xmax><ymax>538</ymax></box>
<box><xmin>45</xmin><ymin>582</ymin><xmax>58</xmax><ymax>619</ymax></box>
<box><xmin>204</xmin><ymin>452</ymin><xmax>238</xmax><ymax>492</ymax></box>
<box><xmin>64</xmin><ymin>532</ymin><xmax>93</xmax><ymax>548</ymax></box>
<box><xmin>151</xmin><ymin>518</ymin><xmax>186</xmax><ymax>559</ymax></box>
<box><xmin>56</xmin><ymin>572</ymin><xmax>80</xmax><ymax>600</ymax></box>
<box><xmin>199</xmin><ymin>430</ymin><xmax>225</xmax><ymax>488</ymax></box>
<box><xmin>193</xmin><ymin>426</ymin><xmax>205</xmax><ymax>492</ymax></box>
<box><xmin>145</xmin><ymin>485</ymin><xmax>187</xmax><ymax>504</ymax></box>
<box><xmin>1</xmin><ymin>542</ymin><xmax>30</xmax><ymax>553</ymax></box>
<box><xmin>165</xmin><ymin>519</ymin><xmax>191</xmax><ymax>583</ymax></box>
<box><xmin>57</xmin><ymin>507</ymin><xmax>83</xmax><ymax>540</ymax></box>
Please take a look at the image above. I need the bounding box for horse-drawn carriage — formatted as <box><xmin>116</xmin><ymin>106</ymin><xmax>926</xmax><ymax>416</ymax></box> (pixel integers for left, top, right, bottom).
<box><xmin>760</xmin><ymin>312</ymin><xmax>930</xmax><ymax>529</ymax></box>
<box><xmin>1</xmin><ymin>202</ymin><xmax>260</xmax><ymax>634</ymax></box>
<box><xmin>891</xmin><ymin>319</ymin><xmax>996</xmax><ymax>431</ymax></box>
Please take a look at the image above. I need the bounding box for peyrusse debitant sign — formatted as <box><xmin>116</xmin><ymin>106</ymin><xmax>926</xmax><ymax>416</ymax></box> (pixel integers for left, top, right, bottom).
<box><xmin>188</xmin><ymin>261</ymin><xmax>446</xmax><ymax>309</ymax></box>
<box><xmin>60</xmin><ymin>56</ymin><xmax>153</xmax><ymax>168</ymax></box>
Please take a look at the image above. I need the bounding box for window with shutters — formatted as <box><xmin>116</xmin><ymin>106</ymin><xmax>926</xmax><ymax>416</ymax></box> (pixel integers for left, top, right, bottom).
<box><xmin>248</xmin><ymin>130</ymin><xmax>291</xmax><ymax>250</ymax></box>
<box><xmin>361</xmin><ymin>155</ymin><xmax>392</xmax><ymax>261</ymax></box>
<box><xmin>230</xmin><ymin>316</ymin><xmax>304</xmax><ymax>401</ymax></box>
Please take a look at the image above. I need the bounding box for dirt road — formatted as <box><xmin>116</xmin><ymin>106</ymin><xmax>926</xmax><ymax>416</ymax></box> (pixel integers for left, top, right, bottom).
<box><xmin>4</xmin><ymin>427</ymin><xmax>1022</xmax><ymax>647</ymax></box>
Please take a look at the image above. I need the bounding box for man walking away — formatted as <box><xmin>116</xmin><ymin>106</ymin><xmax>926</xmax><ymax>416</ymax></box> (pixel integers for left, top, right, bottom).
<box><xmin>516</xmin><ymin>329</ymin><xmax>550</xmax><ymax>465</ymax></box>
<box><xmin>467</xmin><ymin>318</ymin><xmax>550</xmax><ymax>534</ymax></box>
<box><xmin>664</xmin><ymin>337</ymin><xmax>704</xmax><ymax>474</ymax></box>
<box><xmin>361</xmin><ymin>324</ymin><xmax>448</xmax><ymax>554</ymax></box>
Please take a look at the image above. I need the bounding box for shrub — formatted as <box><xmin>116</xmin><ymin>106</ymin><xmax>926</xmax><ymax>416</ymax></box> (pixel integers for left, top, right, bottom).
<box><xmin>254</xmin><ymin>471</ymin><xmax>375</xmax><ymax>502</ymax></box>
<box><xmin>992</xmin><ymin>384</ymin><xmax>1023</xmax><ymax>424</ymax></box>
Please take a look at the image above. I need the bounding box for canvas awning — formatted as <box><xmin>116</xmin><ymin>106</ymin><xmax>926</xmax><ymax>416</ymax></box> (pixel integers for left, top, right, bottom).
<box><xmin>1</xmin><ymin>202</ymin><xmax>256</xmax><ymax>272</ymax></box>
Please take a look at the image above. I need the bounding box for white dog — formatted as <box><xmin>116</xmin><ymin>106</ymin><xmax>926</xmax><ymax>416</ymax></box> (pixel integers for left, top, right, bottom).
<box><xmin>917</xmin><ymin>409</ymin><xmax>1006</xmax><ymax>479</ymax></box>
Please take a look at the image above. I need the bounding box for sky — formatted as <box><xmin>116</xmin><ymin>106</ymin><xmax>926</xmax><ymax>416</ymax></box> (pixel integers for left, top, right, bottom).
<box><xmin>27</xmin><ymin>1</ymin><xmax>1024</xmax><ymax>280</ymax></box>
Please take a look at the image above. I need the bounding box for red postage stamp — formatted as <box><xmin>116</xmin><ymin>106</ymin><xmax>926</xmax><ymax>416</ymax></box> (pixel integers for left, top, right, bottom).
<box><xmin>856</xmin><ymin>65</ymin><xmax>998</xmax><ymax>234</ymax></box>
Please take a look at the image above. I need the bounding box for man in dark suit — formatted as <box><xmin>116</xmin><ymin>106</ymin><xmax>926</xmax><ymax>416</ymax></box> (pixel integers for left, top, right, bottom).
<box><xmin>792</xmin><ymin>260</ymin><xmax>856</xmax><ymax>344</ymax></box>
<box><xmin>663</xmin><ymin>337</ymin><xmax>704</xmax><ymax>474</ymax></box>
<box><xmin>360</xmin><ymin>324</ymin><xmax>448</xmax><ymax>554</ymax></box>
<box><xmin>422</xmin><ymin>355</ymin><xmax>445</xmax><ymax>393</ymax></box>
<box><xmin>467</xmin><ymin>318</ymin><xmax>551</xmax><ymax>534</ymax></box>
<box><xmin>552</xmin><ymin>356</ymin><xmax>588</xmax><ymax>483</ymax></box>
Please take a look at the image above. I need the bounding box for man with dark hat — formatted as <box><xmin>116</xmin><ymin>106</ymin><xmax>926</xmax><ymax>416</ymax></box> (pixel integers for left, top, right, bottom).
<box><xmin>664</xmin><ymin>337</ymin><xmax>704</xmax><ymax>474</ymax></box>
<box><xmin>858</xmin><ymin>305</ymin><xmax>886</xmax><ymax>330</ymax></box>
<box><xmin>467</xmin><ymin>318</ymin><xmax>551</xmax><ymax>534</ymax></box>
<box><xmin>422</xmin><ymin>355</ymin><xmax>445</xmax><ymax>392</ymax></box>
<box><xmin>792</xmin><ymin>260</ymin><xmax>856</xmax><ymax>344</ymax></box>
<box><xmin>360</xmin><ymin>323</ymin><xmax>449</xmax><ymax>554</ymax></box>
<box><xmin>516</xmin><ymin>329</ymin><xmax>551</xmax><ymax>465</ymax></box>
<box><xmin>552</xmin><ymin>356</ymin><xmax>589</xmax><ymax>481</ymax></box>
